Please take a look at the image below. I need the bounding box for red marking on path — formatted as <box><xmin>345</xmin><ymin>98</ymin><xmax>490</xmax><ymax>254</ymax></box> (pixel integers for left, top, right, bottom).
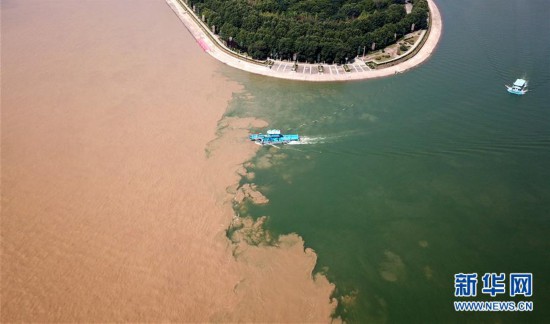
<box><xmin>197</xmin><ymin>39</ymin><xmax>210</xmax><ymax>51</ymax></box>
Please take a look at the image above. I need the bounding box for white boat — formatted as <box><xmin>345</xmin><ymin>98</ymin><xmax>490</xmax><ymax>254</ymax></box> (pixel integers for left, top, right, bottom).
<box><xmin>506</xmin><ymin>79</ymin><xmax>528</xmax><ymax>95</ymax></box>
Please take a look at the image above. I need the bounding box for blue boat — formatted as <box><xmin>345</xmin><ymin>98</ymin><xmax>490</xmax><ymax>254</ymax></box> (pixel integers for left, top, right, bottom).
<box><xmin>506</xmin><ymin>78</ymin><xmax>528</xmax><ymax>95</ymax></box>
<box><xmin>249</xmin><ymin>129</ymin><xmax>300</xmax><ymax>145</ymax></box>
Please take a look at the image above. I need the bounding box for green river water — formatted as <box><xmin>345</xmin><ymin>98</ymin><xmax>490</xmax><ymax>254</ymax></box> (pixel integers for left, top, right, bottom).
<box><xmin>224</xmin><ymin>0</ymin><xmax>550</xmax><ymax>322</ymax></box>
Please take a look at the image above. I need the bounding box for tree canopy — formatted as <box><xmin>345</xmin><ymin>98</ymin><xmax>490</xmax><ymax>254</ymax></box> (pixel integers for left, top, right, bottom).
<box><xmin>189</xmin><ymin>0</ymin><xmax>429</xmax><ymax>63</ymax></box>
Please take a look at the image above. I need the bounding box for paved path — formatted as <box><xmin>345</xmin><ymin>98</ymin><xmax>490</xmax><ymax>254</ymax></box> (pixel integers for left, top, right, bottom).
<box><xmin>165</xmin><ymin>0</ymin><xmax>442</xmax><ymax>82</ymax></box>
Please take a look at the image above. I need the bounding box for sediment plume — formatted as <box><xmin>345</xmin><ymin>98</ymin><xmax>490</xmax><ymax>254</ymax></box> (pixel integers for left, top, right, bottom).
<box><xmin>234</xmin><ymin>183</ymin><xmax>269</xmax><ymax>205</ymax></box>
<box><xmin>2</xmin><ymin>0</ymin><xmax>335</xmax><ymax>322</ymax></box>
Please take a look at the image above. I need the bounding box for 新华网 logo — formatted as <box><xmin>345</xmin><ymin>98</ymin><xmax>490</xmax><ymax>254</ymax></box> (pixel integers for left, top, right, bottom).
<box><xmin>453</xmin><ymin>273</ymin><xmax>533</xmax><ymax>312</ymax></box>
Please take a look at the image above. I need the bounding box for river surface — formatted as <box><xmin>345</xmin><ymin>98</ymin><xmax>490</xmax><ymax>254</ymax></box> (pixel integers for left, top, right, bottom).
<box><xmin>226</xmin><ymin>0</ymin><xmax>550</xmax><ymax>322</ymax></box>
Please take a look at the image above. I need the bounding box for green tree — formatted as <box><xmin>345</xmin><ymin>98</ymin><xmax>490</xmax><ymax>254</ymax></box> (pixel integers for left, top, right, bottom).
<box><xmin>189</xmin><ymin>0</ymin><xmax>429</xmax><ymax>62</ymax></box>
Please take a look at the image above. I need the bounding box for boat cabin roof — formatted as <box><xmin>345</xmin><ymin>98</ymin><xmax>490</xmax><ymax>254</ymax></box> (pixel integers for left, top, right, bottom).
<box><xmin>514</xmin><ymin>79</ymin><xmax>526</xmax><ymax>87</ymax></box>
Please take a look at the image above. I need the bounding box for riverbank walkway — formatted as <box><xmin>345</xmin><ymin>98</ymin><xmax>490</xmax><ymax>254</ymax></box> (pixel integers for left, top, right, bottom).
<box><xmin>165</xmin><ymin>0</ymin><xmax>442</xmax><ymax>82</ymax></box>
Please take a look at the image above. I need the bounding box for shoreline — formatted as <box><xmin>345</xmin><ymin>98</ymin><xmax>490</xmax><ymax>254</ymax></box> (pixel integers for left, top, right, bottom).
<box><xmin>166</xmin><ymin>0</ymin><xmax>442</xmax><ymax>82</ymax></box>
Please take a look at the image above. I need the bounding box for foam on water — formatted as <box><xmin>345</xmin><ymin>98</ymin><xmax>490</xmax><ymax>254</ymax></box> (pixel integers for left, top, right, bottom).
<box><xmin>292</xmin><ymin>136</ymin><xmax>327</xmax><ymax>145</ymax></box>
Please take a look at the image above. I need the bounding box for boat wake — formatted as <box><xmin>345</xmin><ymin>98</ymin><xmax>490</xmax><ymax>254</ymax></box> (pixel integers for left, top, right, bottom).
<box><xmin>291</xmin><ymin>136</ymin><xmax>327</xmax><ymax>145</ymax></box>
